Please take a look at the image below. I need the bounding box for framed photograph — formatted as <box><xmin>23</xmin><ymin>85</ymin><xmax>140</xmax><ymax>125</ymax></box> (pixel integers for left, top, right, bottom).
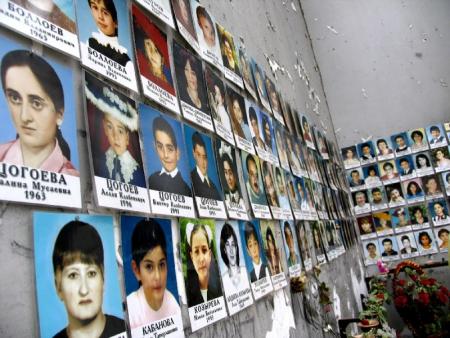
<box><xmin>121</xmin><ymin>216</ymin><xmax>183</xmax><ymax>337</ymax></box>
<box><xmin>139</xmin><ymin>104</ymin><xmax>195</xmax><ymax>217</ymax></box>
<box><xmin>426</xmin><ymin>123</ymin><xmax>448</xmax><ymax>149</ymax></box>
<box><xmin>76</xmin><ymin>0</ymin><xmax>138</xmax><ymax>91</ymax></box>
<box><xmin>34</xmin><ymin>212</ymin><xmax>126</xmax><ymax>338</ymax></box>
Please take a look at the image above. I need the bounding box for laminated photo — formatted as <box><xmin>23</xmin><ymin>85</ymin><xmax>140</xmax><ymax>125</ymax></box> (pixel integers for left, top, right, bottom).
<box><xmin>132</xmin><ymin>4</ymin><xmax>180</xmax><ymax>114</ymax></box>
<box><xmin>408</xmin><ymin>203</ymin><xmax>430</xmax><ymax>230</ymax></box>
<box><xmin>76</xmin><ymin>0</ymin><xmax>138</xmax><ymax>92</ymax></box>
<box><xmin>403</xmin><ymin>178</ymin><xmax>425</xmax><ymax>203</ymax></box>
<box><xmin>408</xmin><ymin>128</ymin><xmax>428</xmax><ymax>153</ymax></box>
<box><xmin>173</xmin><ymin>41</ymin><xmax>214</xmax><ymax>132</ymax></box>
<box><xmin>434</xmin><ymin>225</ymin><xmax>449</xmax><ymax>252</ymax></box>
<box><xmin>414</xmin><ymin>229</ymin><xmax>438</xmax><ymax>255</ymax></box>
<box><xmin>34</xmin><ymin>212</ymin><xmax>126</xmax><ymax>338</ymax></box>
<box><xmin>442</xmin><ymin>171</ymin><xmax>450</xmax><ymax>196</ymax></box>
<box><xmin>260</xmin><ymin>220</ymin><xmax>288</xmax><ymax>290</ymax></box>
<box><xmin>347</xmin><ymin>167</ymin><xmax>365</xmax><ymax>192</ymax></box>
<box><xmin>413</xmin><ymin>151</ymin><xmax>434</xmax><ymax>177</ymax></box>
<box><xmin>135</xmin><ymin>0</ymin><xmax>175</xmax><ymax>29</ymax></box>
<box><xmin>274</xmin><ymin>168</ymin><xmax>294</xmax><ymax>220</ymax></box>
<box><xmin>273</xmin><ymin>120</ymin><xmax>290</xmax><ymax>171</ymax></box>
<box><xmin>285</xmin><ymin>172</ymin><xmax>303</xmax><ymax>220</ymax></box>
<box><xmin>280</xmin><ymin>220</ymin><xmax>302</xmax><ymax>278</ymax></box>
<box><xmin>227</xmin><ymin>88</ymin><xmax>254</xmax><ymax>153</ymax></box>
<box><xmin>385</xmin><ymin>182</ymin><xmax>406</xmax><ymax>207</ymax></box>
<box><xmin>139</xmin><ymin>105</ymin><xmax>195</xmax><ymax>218</ymax></box>
<box><xmin>390</xmin><ymin>207</ymin><xmax>412</xmax><ymax>233</ymax></box>
<box><xmin>357</xmin><ymin>215</ymin><xmax>376</xmax><ymax>239</ymax></box>
<box><xmin>83</xmin><ymin>72</ymin><xmax>150</xmax><ymax>213</ymax></box>
<box><xmin>375</xmin><ymin>137</ymin><xmax>394</xmax><ymax>160</ymax></box>
<box><xmin>426</xmin><ymin>123</ymin><xmax>448</xmax><ymax>149</ymax></box>
<box><xmin>237</xmin><ymin>45</ymin><xmax>258</xmax><ymax>101</ymax></box>
<box><xmin>352</xmin><ymin>190</ymin><xmax>371</xmax><ymax>215</ymax></box>
<box><xmin>362</xmin><ymin>240</ymin><xmax>381</xmax><ymax>266</ymax></box>
<box><xmin>423</xmin><ymin>174</ymin><xmax>444</xmax><ymax>200</ymax></box>
<box><xmin>295</xmin><ymin>220</ymin><xmax>313</xmax><ymax>271</ymax></box>
<box><xmin>179</xmin><ymin>218</ymin><xmax>228</xmax><ymax>331</ymax></box>
<box><xmin>121</xmin><ymin>216</ymin><xmax>184</xmax><ymax>338</ymax></box>
<box><xmin>378</xmin><ymin>159</ymin><xmax>400</xmax><ymax>184</ymax></box>
<box><xmin>430</xmin><ymin>146</ymin><xmax>450</xmax><ymax>172</ymax></box>
<box><xmin>264</xmin><ymin>76</ymin><xmax>284</xmax><ymax>123</ymax></box>
<box><xmin>261</xmin><ymin>160</ymin><xmax>284</xmax><ymax>220</ymax></box>
<box><xmin>428</xmin><ymin>198</ymin><xmax>450</xmax><ymax>226</ymax></box>
<box><xmin>357</xmin><ymin>141</ymin><xmax>376</xmax><ymax>165</ymax></box>
<box><xmin>300</xmin><ymin>114</ymin><xmax>315</xmax><ymax>150</ymax></box>
<box><xmin>396</xmin><ymin>232</ymin><xmax>419</xmax><ymax>259</ymax></box>
<box><xmin>373</xmin><ymin>211</ymin><xmax>393</xmax><ymax>236</ymax></box>
<box><xmin>341</xmin><ymin>145</ymin><xmax>360</xmax><ymax>169</ymax></box>
<box><xmin>215</xmin><ymin>138</ymin><xmax>249</xmax><ymax>220</ymax></box>
<box><xmin>310</xmin><ymin>221</ymin><xmax>326</xmax><ymax>264</ymax></box>
<box><xmin>214</xmin><ymin>220</ymin><xmax>253</xmax><ymax>315</ymax></box>
<box><xmin>0</xmin><ymin>37</ymin><xmax>81</xmax><ymax>208</ymax></box>
<box><xmin>379</xmin><ymin>236</ymin><xmax>400</xmax><ymax>262</ymax></box>
<box><xmin>238</xmin><ymin>220</ymin><xmax>274</xmax><ymax>300</ymax></box>
<box><xmin>251</xmin><ymin>60</ymin><xmax>271</xmax><ymax>112</ymax></box>
<box><xmin>170</xmin><ymin>0</ymin><xmax>199</xmax><ymax>52</ymax></box>
<box><xmin>391</xmin><ymin>132</ymin><xmax>411</xmax><ymax>155</ymax></box>
<box><xmin>362</xmin><ymin>164</ymin><xmax>382</xmax><ymax>188</ymax></box>
<box><xmin>396</xmin><ymin>155</ymin><xmax>416</xmax><ymax>181</ymax></box>
<box><xmin>204</xmin><ymin>65</ymin><xmax>235</xmax><ymax>145</ymax></box>
<box><xmin>184</xmin><ymin>124</ymin><xmax>227</xmax><ymax>219</ymax></box>
<box><xmin>0</xmin><ymin>0</ymin><xmax>80</xmax><ymax>57</ymax></box>
<box><xmin>217</xmin><ymin>24</ymin><xmax>243</xmax><ymax>88</ymax></box>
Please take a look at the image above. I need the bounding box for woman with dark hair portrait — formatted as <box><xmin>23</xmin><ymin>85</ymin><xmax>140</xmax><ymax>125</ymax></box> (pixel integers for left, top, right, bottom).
<box><xmin>171</xmin><ymin>0</ymin><xmax>196</xmax><ymax>38</ymax></box>
<box><xmin>228</xmin><ymin>91</ymin><xmax>251</xmax><ymax>140</ymax></box>
<box><xmin>301</xmin><ymin>116</ymin><xmax>312</xmax><ymax>142</ymax></box>
<box><xmin>205</xmin><ymin>68</ymin><xmax>231</xmax><ymax>130</ymax></box>
<box><xmin>262</xmin><ymin>114</ymin><xmax>273</xmax><ymax>151</ymax></box>
<box><xmin>239</xmin><ymin>49</ymin><xmax>256</xmax><ymax>94</ymax></box>
<box><xmin>376</xmin><ymin>138</ymin><xmax>393</xmax><ymax>156</ymax></box>
<box><xmin>0</xmin><ymin>50</ymin><xmax>79</xmax><ymax>176</ymax></box>
<box><xmin>86</xmin><ymin>0</ymin><xmax>131</xmax><ymax>67</ymax></box>
<box><xmin>265</xmin><ymin>226</ymin><xmax>282</xmax><ymax>275</ymax></box>
<box><xmin>127</xmin><ymin>219</ymin><xmax>181</xmax><ymax>329</ymax></box>
<box><xmin>219</xmin><ymin>31</ymin><xmax>240</xmax><ymax>75</ymax></box>
<box><xmin>174</xmin><ymin>43</ymin><xmax>207</xmax><ymax>110</ymax></box>
<box><xmin>52</xmin><ymin>220</ymin><xmax>125</xmax><ymax>338</ymax></box>
<box><xmin>410</xmin><ymin>130</ymin><xmax>426</xmax><ymax>150</ymax></box>
<box><xmin>406</xmin><ymin>180</ymin><xmax>424</xmax><ymax>199</ymax></box>
<box><xmin>185</xmin><ymin>222</ymin><xmax>223</xmax><ymax>307</ymax></box>
<box><xmin>415</xmin><ymin>153</ymin><xmax>432</xmax><ymax>169</ymax></box>
<box><xmin>410</xmin><ymin>206</ymin><xmax>428</xmax><ymax>225</ymax></box>
<box><xmin>418</xmin><ymin>231</ymin><xmax>434</xmax><ymax>252</ymax></box>
<box><xmin>219</xmin><ymin>223</ymin><xmax>247</xmax><ymax>291</ymax></box>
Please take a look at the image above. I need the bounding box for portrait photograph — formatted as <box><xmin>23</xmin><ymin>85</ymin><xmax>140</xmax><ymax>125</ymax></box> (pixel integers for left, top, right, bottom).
<box><xmin>408</xmin><ymin>204</ymin><xmax>430</xmax><ymax>228</ymax></box>
<box><xmin>171</xmin><ymin>0</ymin><xmax>199</xmax><ymax>51</ymax></box>
<box><xmin>379</xmin><ymin>159</ymin><xmax>400</xmax><ymax>184</ymax></box>
<box><xmin>217</xmin><ymin>24</ymin><xmax>243</xmax><ymax>88</ymax></box>
<box><xmin>285</xmin><ymin>172</ymin><xmax>301</xmax><ymax>217</ymax></box>
<box><xmin>434</xmin><ymin>225</ymin><xmax>449</xmax><ymax>252</ymax></box>
<box><xmin>390</xmin><ymin>207</ymin><xmax>412</xmax><ymax>232</ymax></box>
<box><xmin>391</xmin><ymin>131</ymin><xmax>411</xmax><ymax>155</ymax></box>
<box><xmin>226</xmin><ymin>87</ymin><xmax>254</xmax><ymax>153</ymax></box>
<box><xmin>422</xmin><ymin>174</ymin><xmax>443</xmax><ymax>200</ymax></box>
<box><xmin>315</xmin><ymin>129</ymin><xmax>329</xmax><ymax>159</ymax></box>
<box><xmin>261</xmin><ymin>160</ymin><xmax>283</xmax><ymax>219</ymax></box>
<box><xmin>246</xmin><ymin>101</ymin><xmax>267</xmax><ymax>154</ymax></box>
<box><xmin>428</xmin><ymin>198</ymin><xmax>450</xmax><ymax>226</ymax></box>
<box><xmin>135</xmin><ymin>0</ymin><xmax>175</xmax><ymax>29</ymax></box>
<box><xmin>179</xmin><ymin>218</ymin><xmax>227</xmax><ymax>331</ymax></box>
<box><xmin>0</xmin><ymin>0</ymin><xmax>79</xmax><ymax>57</ymax></box>
<box><xmin>442</xmin><ymin>171</ymin><xmax>450</xmax><ymax>196</ymax></box>
<box><xmin>385</xmin><ymin>182</ymin><xmax>406</xmax><ymax>207</ymax></box>
<box><xmin>173</xmin><ymin>40</ymin><xmax>214</xmax><ymax>132</ymax></box>
<box><xmin>357</xmin><ymin>215</ymin><xmax>376</xmax><ymax>239</ymax></box>
<box><xmin>403</xmin><ymin>178</ymin><xmax>425</xmax><ymax>203</ymax></box>
<box><xmin>357</xmin><ymin>141</ymin><xmax>376</xmax><ymax>164</ymax></box>
<box><xmin>413</xmin><ymin>151</ymin><xmax>434</xmax><ymax>176</ymax></box>
<box><xmin>362</xmin><ymin>164</ymin><xmax>382</xmax><ymax>188</ymax></box>
<box><xmin>352</xmin><ymin>189</ymin><xmax>371</xmax><ymax>215</ymax></box>
<box><xmin>139</xmin><ymin>104</ymin><xmax>195</xmax><ymax>217</ymax></box>
<box><xmin>260</xmin><ymin>110</ymin><xmax>279</xmax><ymax>163</ymax></box>
<box><xmin>286</xmin><ymin>134</ymin><xmax>303</xmax><ymax>177</ymax></box>
<box><xmin>281</xmin><ymin>220</ymin><xmax>302</xmax><ymax>277</ymax></box>
<box><xmin>311</xmin><ymin>221</ymin><xmax>326</xmax><ymax>264</ymax></box>
<box><xmin>280</xmin><ymin>100</ymin><xmax>296</xmax><ymax>136</ymax></box>
<box><xmin>373</xmin><ymin>211</ymin><xmax>393</xmax><ymax>235</ymax></box>
<box><xmin>237</xmin><ymin>45</ymin><xmax>258</xmax><ymax>101</ymax></box>
<box><xmin>184</xmin><ymin>124</ymin><xmax>227</xmax><ymax>218</ymax></box>
<box><xmin>273</xmin><ymin>120</ymin><xmax>290</xmax><ymax>171</ymax></box>
<box><xmin>275</xmin><ymin>168</ymin><xmax>294</xmax><ymax>219</ymax></box>
<box><xmin>0</xmin><ymin>36</ymin><xmax>81</xmax><ymax>207</ymax></box>
<box><xmin>238</xmin><ymin>220</ymin><xmax>274</xmax><ymax>299</ymax></box>
<box><xmin>295</xmin><ymin>221</ymin><xmax>313</xmax><ymax>271</ymax></box>
<box><xmin>192</xmin><ymin>2</ymin><xmax>223</xmax><ymax>70</ymax></box>
<box><xmin>251</xmin><ymin>60</ymin><xmax>271</xmax><ymax>112</ymax></box>
<box><xmin>132</xmin><ymin>4</ymin><xmax>179</xmax><ymax>114</ymax></box>
<box><xmin>204</xmin><ymin>65</ymin><xmax>234</xmax><ymax>144</ymax></box>
<box><xmin>431</xmin><ymin>146</ymin><xmax>450</xmax><ymax>172</ymax></box>
<box><xmin>445</xmin><ymin>122</ymin><xmax>450</xmax><ymax>141</ymax></box>
<box><xmin>215</xmin><ymin>138</ymin><xmax>249</xmax><ymax>220</ymax></box>
<box><xmin>260</xmin><ymin>220</ymin><xmax>288</xmax><ymax>290</ymax></box>
<box><xmin>347</xmin><ymin>167</ymin><xmax>365</xmax><ymax>191</ymax></box>
<box><xmin>264</xmin><ymin>76</ymin><xmax>283</xmax><ymax>122</ymax></box>
<box><xmin>341</xmin><ymin>145</ymin><xmax>360</xmax><ymax>169</ymax></box>
<box><xmin>76</xmin><ymin>0</ymin><xmax>138</xmax><ymax>91</ymax></box>
<box><xmin>396</xmin><ymin>232</ymin><xmax>419</xmax><ymax>258</ymax></box>
<box><xmin>414</xmin><ymin>229</ymin><xmax>438</xmax><ymax>255</ymax></box>
<box><xmin>379</xmin><ymin>236</ymin><xmax>400</xmax><ymax>260</ymax></box>
<box><xmin>362</xmin><ymin>240</ymin><xmax>381</xmax><ymax>265</ymax></box>
<box><xmin>214</xmin><ymin>221</ymin><xmax>253</xmax><ymax>314</ymax></box>
<box><xmin>375</xmin><ymin>137</ymin><xmax>394</xmax><ymax>160</ymax></box>
<box><xmin>33</xmin><ymin>212</ymin><xmax>126</xmax><ymax>338</ymax></box>
<box><xmin>395</xmin><ymin>154</ymin><xmax>416</xmax><ymax>180</ymax></box>
<box><xmin>408</xmin><ymin>127</ymin><xmax>428</xmax><ymax>153</ymax></box>
<box><xmin>120</xmin><ymin>216</ymin><xmax>183</xmax><ymax>338</ymax></box>
<box><xmin>300</xmin><ymin>114</ymin><xmax>315</xmax><ymax>150</ymax></box>
<box><xmin>426</xmin><ymin>123</ymin><xmax>448</xmax><ymax>149</ymax></box>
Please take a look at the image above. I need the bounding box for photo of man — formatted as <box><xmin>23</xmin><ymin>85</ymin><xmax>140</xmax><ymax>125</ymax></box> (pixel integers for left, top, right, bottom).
<box><xmin>380</xmin><ymin>237</ymin><xmax>399</xmax><ymax>257</ymax></box>
<box><xmin>347</xmin><ymin>168</ymin><xmax>365</xmax><ymax>189</ymax></box>
<box><xmin>33</xmin><ymin>212</ymin><xmax>126</xmax><ymax>338</ymax></box>
<box><xmin>282</xmin><ymin>221</ymin><xmax>301</xmax><ymax>268</ymax></box>
<box><xmin>391</xmin><ymin>132</ymin><xmax>411</xmax><ymax>154</ymax></box>
<box><xmin>396</xmin><ymin>155</ymin><xmax>416</xmax><ymax>178</ymax></box>
<box><xmin>261</xmin><ymin>160</ymin><xmax>280</xmax><ymax>209</ymax></box>
<box><xmin>396</xmin><ymin>233</ymin><xmax>418</xmax><ymax>256</ymax></box>
<box><xmin>352</xmin><ymin>190</ymin><xmax>371</xmax><ymax>214</ymax></box>
<box><xmin>363</xmin><ymin>240</ymin><xmax>380</xmax><ymax>265</ymax></box>
<box><xmin>357</xmin><ymin>141</ymin><xmax>375</xmax><ymax>163</ymax></box>
<box><xmin>427</xmin><ymin>124</ymin><xmax>447</xmax><ymax>148</ymax></box>
<box><xmin>242</xmin><ymin>151</ymin><xmax>268</xmax><ymax>206</ymax></box>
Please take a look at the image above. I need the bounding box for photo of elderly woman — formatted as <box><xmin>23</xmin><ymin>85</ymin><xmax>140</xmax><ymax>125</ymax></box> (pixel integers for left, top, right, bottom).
<box><xmin>0</xmin><ymin>39</ymin><xmax>81</xmax><ymax>207</ymax></box>
<box><xmin>33</xmin><ymin>212</ymin><xmax>126</xmax><ymax>338</ymax></box>
<box><xmin>215</xmin><ymin>221</ymin><xmax>253</xmax><ymax>315</ymax></box>
<box><xmin>173</xmin><ymin>40</ymin><xmax>214</xmax><ymax>131</ymax></box>
<box><xmin>132</xmin><ymin>4</ymin><xmax>179</xmax><ymax>114</ymax></box>
<box><xmin>76</xmin><ymin>0</ymin><xmax>138</xmax><ymax>91</ymax></box>
<box><xmin>180</xmin><ymin>218</ymin><xmax>227</xmax><ymax>331</ymax></box>
<box><xmin>121</xmin><ymin>216</ymin><xmax>183</xmax><ymax>337</ymax></box>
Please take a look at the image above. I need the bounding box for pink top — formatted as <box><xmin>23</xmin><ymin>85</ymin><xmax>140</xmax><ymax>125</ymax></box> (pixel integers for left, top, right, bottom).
<box><xmin>0</xmin><ymin>139</ymin><xmax>79</xmax><ymax>176</ymax></box>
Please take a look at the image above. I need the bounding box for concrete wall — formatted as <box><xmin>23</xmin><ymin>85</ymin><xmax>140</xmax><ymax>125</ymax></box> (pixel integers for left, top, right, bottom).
<box><xmin>0</xmin><ymin>1</ymin><xmax>367</xmax><ymax>337</ymax></box>
<box><xmin>300</xmin><ymin>0</ymin><xmax>450</xmax><ymax>147</ymax></box>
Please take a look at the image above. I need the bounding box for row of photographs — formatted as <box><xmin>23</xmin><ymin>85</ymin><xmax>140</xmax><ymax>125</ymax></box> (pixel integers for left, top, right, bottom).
<box><xmin>0</xmin><ymin>0</ymin><xmax>333</xmax><ymax>162</ymax></box>
<box><xmin>34</xmin><ymin>212</ymin><xmax>352</xmax><ymax>337</ymax></box>
<box><xmin>341</xmin><ymin>123</ymin><xmax>450</xmax><ymax>169</ymax></box>
<box><xmin>362</xmin><ymin>225</ymin><xmax>449</xmax><ymax>266</ymax></box>
<box><xmin>0</xmin><ymin>31</ymin><xmax>354</xmax><ymax>222</ymax></box>
<box><xmin>351</xmin><ymin>172</ymin><xmax>450</xmax><ymax>215</ymax></box>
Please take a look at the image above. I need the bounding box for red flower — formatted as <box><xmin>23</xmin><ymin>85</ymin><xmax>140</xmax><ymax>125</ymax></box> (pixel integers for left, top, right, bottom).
<box><xmin>440</xmin><ymin>286</ymin><xmax>449</xmax><ymax>296</ymax></box>
<box><xmin>410</xmin><ymin>274</ymin><xmax>418</xmax><ymax>282</ymax></box>
<box><xmin>437</xmin><ymin>290</ymin><xmax>448</xmax><ymax>304</ymax></box>
<box><xmin>394</xmin><ymin>295</ymin><xmax>408</xmax><ymax>308</ymax></box>
<box><xmin>418</xmin><ymin>292</ymin><xmax>430</xmax><ymax>305</ymax></box>
<box><xmin>395</xmin><ymin>287</ymin><xmax>404</xmax><ymax>295</ymax></box>
<box><xmin>397</xmin><ymin>279</ymin><xmax>407</xmax><ymax>287</ymax></box>
<box><xmin>420</xmin><ymin>278</ymin><xmax>437</xmax><ymax>286</ymax></box>
<box><xmin>376</xmin><ymin>293</ymin><xmax>385</xmax><ymax>300</ymax></box>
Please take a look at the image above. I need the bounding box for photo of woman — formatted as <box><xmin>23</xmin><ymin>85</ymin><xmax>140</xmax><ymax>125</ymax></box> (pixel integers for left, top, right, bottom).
<box><xmin>431</xmin><ymin>146</ymin><xmax>450</xmax><ymax>172</ymax></box>
<box><xmin>415</xmin><ymin>230</ymin><xmax>437</xmax><ymax>254</ymax></box>
<box><xmin>408</xmin><ymin>128</ymin><xmax>428</xmax><ymax>152</ymax></box>
<box><xmin>264</xmin><ymin>225</ymin><xmax>283</xmax><ymax>275</ymax></box>
<box><xmin>341</xmin><ymin>146</ymin><xmax>360</xmax><ymax>168</ymax></box>
<box><xmin>238</xmin><ymin>47</ymin><xmax>258</xmax><ymax>101</ymax></box>
<box><xmin>0</xmin><ymin>49</ymin><xmax>79</xmax><ymax>176</ymax></box>
<box><xmin>403</xmin><ymin>179</ymin><xmax>425</xmax><ymax>201</ymax></box>
<box><xmin>121</xmin><ymin>217</ymin><xmax>183</xmax><ymax>336</ymax></box>
<box><xmin>171</xmin><ymin>0</ymin><xmax>197</xmax><ymax>40</ymax></box>
<box><xmin>414</xmin><ymin>152</ymin><xmax>434</xmax><ymax>176</ymax></box>
<box><xmin>217</xmin><ymin>25</ymin><xmax>241</xmax><ymax>77</ymax></box>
